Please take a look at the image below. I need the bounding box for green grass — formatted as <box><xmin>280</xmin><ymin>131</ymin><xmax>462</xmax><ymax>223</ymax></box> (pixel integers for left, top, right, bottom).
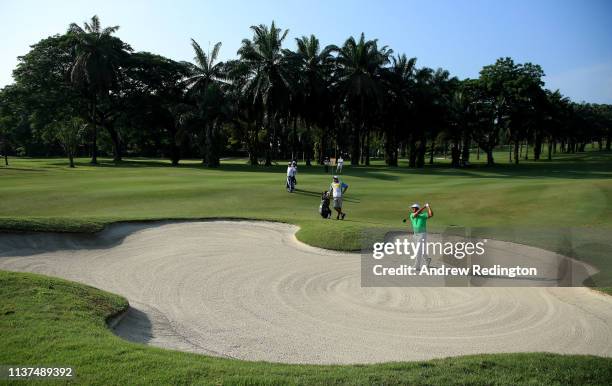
<box><xmin>1</xmin><ymin>151</ymin><xmax>612</xmax><ymax>384</ymax></box>
<box><xmin>1</xmin><ymin>151</ymin><xmax>612</xmax><ymax>286</ymax></box>
<box><xmin>1</xmin><ymin>271</ymin><xmax>611</xmax><ymax>385</ymax></box>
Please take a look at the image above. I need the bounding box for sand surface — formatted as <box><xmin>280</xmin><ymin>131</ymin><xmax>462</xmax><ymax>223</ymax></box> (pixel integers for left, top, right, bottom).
<box><xmin>1</xmin><ymin>221</ymin><xmax>611</xmax><ymax>364</ymax></box>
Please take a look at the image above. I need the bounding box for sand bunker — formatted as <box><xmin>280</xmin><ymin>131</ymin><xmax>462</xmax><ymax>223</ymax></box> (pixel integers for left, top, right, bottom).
<box><xmin>1</xmin><ymin>221</ymin><xmax>611</xmax><ymax>364</ymax></box>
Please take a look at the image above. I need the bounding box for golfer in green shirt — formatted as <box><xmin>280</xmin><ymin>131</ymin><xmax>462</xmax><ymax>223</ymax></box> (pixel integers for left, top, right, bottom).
<box><xmin>409</xmin><ymin>203</ymin><xmax>433</xmax><ymax>269</ymax></box>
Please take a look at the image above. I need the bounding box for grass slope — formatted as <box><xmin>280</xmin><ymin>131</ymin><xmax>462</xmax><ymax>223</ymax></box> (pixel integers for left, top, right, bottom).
<box><xmin>1</xmin><ymin>271</ymin><xmax>611</xmax><ymax>385</ymax></box>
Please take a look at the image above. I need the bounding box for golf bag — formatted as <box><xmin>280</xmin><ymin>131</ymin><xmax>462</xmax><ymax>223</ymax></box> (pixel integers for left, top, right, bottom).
<box><xmin>286</xmin><ymin>176</ymin><xmax>296</xmax><ymax>192</ymax></box>
<box><xmin>319</xmin><ymin>191</ymin><xmax>331</xmax><ymax>218</ymax></box>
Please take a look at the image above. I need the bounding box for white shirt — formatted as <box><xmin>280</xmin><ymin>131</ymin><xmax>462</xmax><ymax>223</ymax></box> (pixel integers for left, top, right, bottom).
<box><xmin>330</xmin><ymin>181</ymin><xmax>347</xmax><ymax>198</ymax></box>
<box><xmin>337</xmin><ymin>158</ymin><xmax>344</xmax><ymax>165</ymax></box>
<box><xmin>287</xmin><ymin>166</ymin><xmax>296</xmax><ymax>177</ymax></box>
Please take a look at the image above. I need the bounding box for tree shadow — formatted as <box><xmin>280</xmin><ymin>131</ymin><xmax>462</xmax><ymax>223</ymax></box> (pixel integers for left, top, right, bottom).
<box><xmin>26</xmin><ymin>150</ymin><xmax>612</xmax><ymax>180</ymax></box>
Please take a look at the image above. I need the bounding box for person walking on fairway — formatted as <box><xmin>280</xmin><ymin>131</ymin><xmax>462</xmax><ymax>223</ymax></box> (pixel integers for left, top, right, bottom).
<box><xmin>286</xmin><ymin>162</ymin><xmax>297</xmax><ymax>192</ymax></box>
<box><xmin>329</xmin><ymin>176</ymin><xmax>348</xmax><ymax>220</ymax></box>
<box><xmin>336</xmin><ymin>156</ymin><xmax>344</xmax><ymax>174</ymax></box>
<box><xmin>406</xmin><ymin>203</ymin><xmax>433</xmax><ymax>269</ymax></box>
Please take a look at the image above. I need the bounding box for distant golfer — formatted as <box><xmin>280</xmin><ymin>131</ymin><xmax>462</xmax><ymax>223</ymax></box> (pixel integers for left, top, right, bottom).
<box><xmin>329</xmin><ymin>176</ymin><xmax>348</xmax><ymax>220</ymax></box>
<box><xmin>406</xmin><ymin>203</ymin><xmax>433</xmax><ymax>269</ymax></box>
<box><xmin>336</xmin><ymin>156</ymin><xmax>344</xmax><ymax>174</ymax></box>
<box><xmin>286</xmin><ymin>162</ymin><xmax>297</xmax><ymax>192</ymax></box>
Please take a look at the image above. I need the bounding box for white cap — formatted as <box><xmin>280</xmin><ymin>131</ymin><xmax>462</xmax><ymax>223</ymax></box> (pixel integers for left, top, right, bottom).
<box><xmin>410</xmin><ymin>203</ymin><xmax>420</xmax><ymax>209</ymax></box>
<box><xmin>333</xmin><ymin>175</ymin><xmax>339</xmax><ymax>179</ymax></box>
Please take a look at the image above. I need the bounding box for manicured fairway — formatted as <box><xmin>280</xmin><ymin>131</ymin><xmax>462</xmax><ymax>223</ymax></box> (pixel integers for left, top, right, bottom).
<box><xmin>2</xmin><ymin>151</ymin><xmax>612</xmax><ymax>286</ymax></box>
<box><xmin>1</xmin><ymin>152</ymin><xmax>612</xmax><ymax>384</ymax></box>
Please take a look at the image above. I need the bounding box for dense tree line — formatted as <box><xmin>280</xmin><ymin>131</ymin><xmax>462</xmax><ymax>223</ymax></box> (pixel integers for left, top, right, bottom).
<box><xmin>1</xmin><ymin>16</ymin><xmax>611</xmax><ymax>167</ymax></box>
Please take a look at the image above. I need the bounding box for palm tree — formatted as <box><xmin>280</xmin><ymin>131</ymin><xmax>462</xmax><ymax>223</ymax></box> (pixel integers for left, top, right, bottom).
<box><xmin>329</xmin><ymin>33</ymin><xmax>391</xmax><ymax>165</ymax></box>
<box><xmin>185</xmin><ymin>40</ymin><xmax>225</xmax><ymax>91</ymax></box>
<box><xmin>427</xmin><ymin>68</ymin><xmax>457</xmax><ymax>165</ymax></box>
<box><xmin>69</xmin><ymin>15</ymin><xmax>128</xmax><ymax>164</ymax></box>
<box><xmin>184</xmin><ymin>39</ymin><xmax>226</xmax><ymax>167</ymax></box>
<box><xmin>236</xmin><ymin>21</ymin><xmax>290</xmax><ymax>166</ymax></box>
<box><xmin>409</xmin><ymin>67</ymin><xmax>434</xmax><ymax>167</ymax></box>
<box><xmin>224</xmin><ymin>60</ymin><xmax>265</xmax><ymax>165</ymax></box>
<box><xmin>449</xmin><ymin>80</ymin><xmax>479</xmax><ymax>166</ymax></box>
<box><xmin>285</xmin><ymin>35</ymin><xmax>334</xmax><ymax>165</ymax></box>
<box><xmin>382</xmin><ymin>54</ymin><xmax>417</xmax><ymax>166</ymax></box>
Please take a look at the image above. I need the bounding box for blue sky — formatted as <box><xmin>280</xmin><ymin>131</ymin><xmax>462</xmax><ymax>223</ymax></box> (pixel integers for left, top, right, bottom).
<box><xmin>1</xmin><ymin>0</ymin><xmax>611</xmax><ymax>103</ymax></box>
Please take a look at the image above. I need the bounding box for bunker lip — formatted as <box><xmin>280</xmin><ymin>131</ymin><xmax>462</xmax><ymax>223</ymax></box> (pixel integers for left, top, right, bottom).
<box><xmin>1</xmin><ymin>221</ymin><xmax>611</xmax><ymax>364</ymax></box>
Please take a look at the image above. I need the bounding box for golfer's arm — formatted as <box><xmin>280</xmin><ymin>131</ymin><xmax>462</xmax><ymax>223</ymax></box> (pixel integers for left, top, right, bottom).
<box><xmin>427</xmin><ymin>206</ymin><xmax>433</xmax><ymax>218</ymax></box>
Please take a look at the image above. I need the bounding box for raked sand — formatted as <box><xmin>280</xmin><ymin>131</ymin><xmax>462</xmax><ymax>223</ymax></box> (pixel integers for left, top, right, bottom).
<box><xmin>1</xmin><ymin>221</ymin><xmax>611</xmax><ymax>364</ymax></box>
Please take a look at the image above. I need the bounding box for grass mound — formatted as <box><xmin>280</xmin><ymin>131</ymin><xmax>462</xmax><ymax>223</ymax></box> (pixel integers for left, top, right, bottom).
<box><xmin>1</xmin><ymin>271</ymin><xmax>611</xmax><ymax>385</ymax></box>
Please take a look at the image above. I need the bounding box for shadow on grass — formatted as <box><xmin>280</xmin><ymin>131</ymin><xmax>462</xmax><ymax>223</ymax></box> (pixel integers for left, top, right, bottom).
<box><xmin>292</xmin><ymin>188</ymin><xmax>360</xmax><ymax>203</ymax></box>
<box><xmin>24</xmin><ymin>150</ymin><xmax>612</xmax><ymax>180</ymax></box>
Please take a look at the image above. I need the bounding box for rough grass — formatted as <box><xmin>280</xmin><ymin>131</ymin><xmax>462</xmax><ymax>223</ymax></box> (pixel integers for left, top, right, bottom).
<box><xmin>1</xmin><ymin>271</ymin><xmax>611</xmax><ymax>385</ymax></box>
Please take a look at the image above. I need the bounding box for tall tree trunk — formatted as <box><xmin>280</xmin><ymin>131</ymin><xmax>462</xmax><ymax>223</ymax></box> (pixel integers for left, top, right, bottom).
<box><xmin>547</xmin><ymin>138</ymin><xmax>553</xmax><ymax>161</ymax></box>
<box><xmin>351</xmin><ymin>123</ymin><xmax>360</xmax><ymax>166</ymax></box>
<box><xmin>292</xmin><ymin>116</ymin><xmax>298</xmax><ymax>160</ymax></box>
<box><xmin>364</xmin><ymin>128</ymin><xmax>370</xmax><ymax>166</ymax></box>
<box><xmin>206</xmin><ymin>123</ymin><xmax>220</xmax><ymax>167</ymax></box>
<box><xmin>265</xmin><ymin>143</ymin><xmax>272</xmax><ymax>166</ymax></box>
<box><xmin>429</xmin><ymin>138</ymin><xmax>435</xmax><ymax>165</ymax></box>
<box><xmin>169</xmin><ymin>126</ymin><xmax>180</xmax><ymax>166</ymax></box>
<box><xmin>264</xmin><ymin>111</ymin><xmax>274</xmax><ymax>167</ymax></box>
<box><xmin>476</xmin><ymin>146</ymin><xmax>480</xmax><ymax>160</ymax></box>
<box><xmin>359</xmin><ymin>130</ymin><xmax>365</xmax><ymax>164</ymax></box>
<box><xmin>305</xmin><ymin>124</ymin><xmax>312</xmax><ymax>166</ymax></box>
<box><xmin>534</xmin><ymin>135</ymin><xmax>542</xmax><ymax>161</ymax></box>
<box><xmin>451</xmin><ymin>142</ymin><xmax>460</xmax><ymax>168</ymax></box>
<box><xmin>513</xmin><ymin>140</ymin><xmax>520</xmax><ymax>165</ymax></box>
<box><xmin>170</xmin><ymin>145</ymin><xmax>180</xmax><ymax>166</ymax></box>
<box><xmin>106</xmin><ymin>124</ymin><xmax>122</xmax><ymax>162</ymax></box>
<box><xmin>385</xmin><ymin>128</ymin><xmax>398</xmax><ymax>166</ymax></box>
<box><xmin>606</xmin><ymin>130</ymin><xmax>611</xmax><ymax>151</ymax></box>
<box><xmin>90</xmin><ymin>95</ymin><xmax>98</xmax><ymax>164</ymax></box>
<box><xmin>486</xmin><ymin>147</ymin><xmax>494</xmax><ymax>166</ymax></box>
<box><xmin>69</xmin><ymin>154</ymin><xmax>75</xmax><ymax>168</ymax></box>
<box><xmin>416</xmin><ymin>137</ymin><xmax>426</xmax><ymax>168</ymax></box>
<box><xmin>408</xmin><ymin>137</ymin><xmax>417</xmax><ymax>167</ymax></box>
<box><xmin>317</xmin><ymin>127</ymin><xmax>327</xmax><ymax>165</ymax></box>
<box><xmin>461</xmin><ymin>130</ymin><xmax>471</xmax><ymax>165</ymax></box>
<box><xmin>247</xmin><ymin>121</ymin><xmax>259</xmax><ymax>166</ymax></box>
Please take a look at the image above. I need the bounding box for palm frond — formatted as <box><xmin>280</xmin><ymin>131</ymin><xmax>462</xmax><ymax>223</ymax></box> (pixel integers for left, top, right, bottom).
<box><xmin>190</xmin><ymin>38</ymin><xmax>209</xmax><ymax>70</ymax></box>
<box><xmin>209</xmin><ymin>42</ymin><xmax>222</xmax><ymax>66</ymax></box>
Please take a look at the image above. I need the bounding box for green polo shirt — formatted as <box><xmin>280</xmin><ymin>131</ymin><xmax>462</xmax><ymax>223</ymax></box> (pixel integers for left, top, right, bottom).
<box><xmin>410</xmin><ymin>212</ymin><xmax>428</xmax><ymax>233</ymax></box>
